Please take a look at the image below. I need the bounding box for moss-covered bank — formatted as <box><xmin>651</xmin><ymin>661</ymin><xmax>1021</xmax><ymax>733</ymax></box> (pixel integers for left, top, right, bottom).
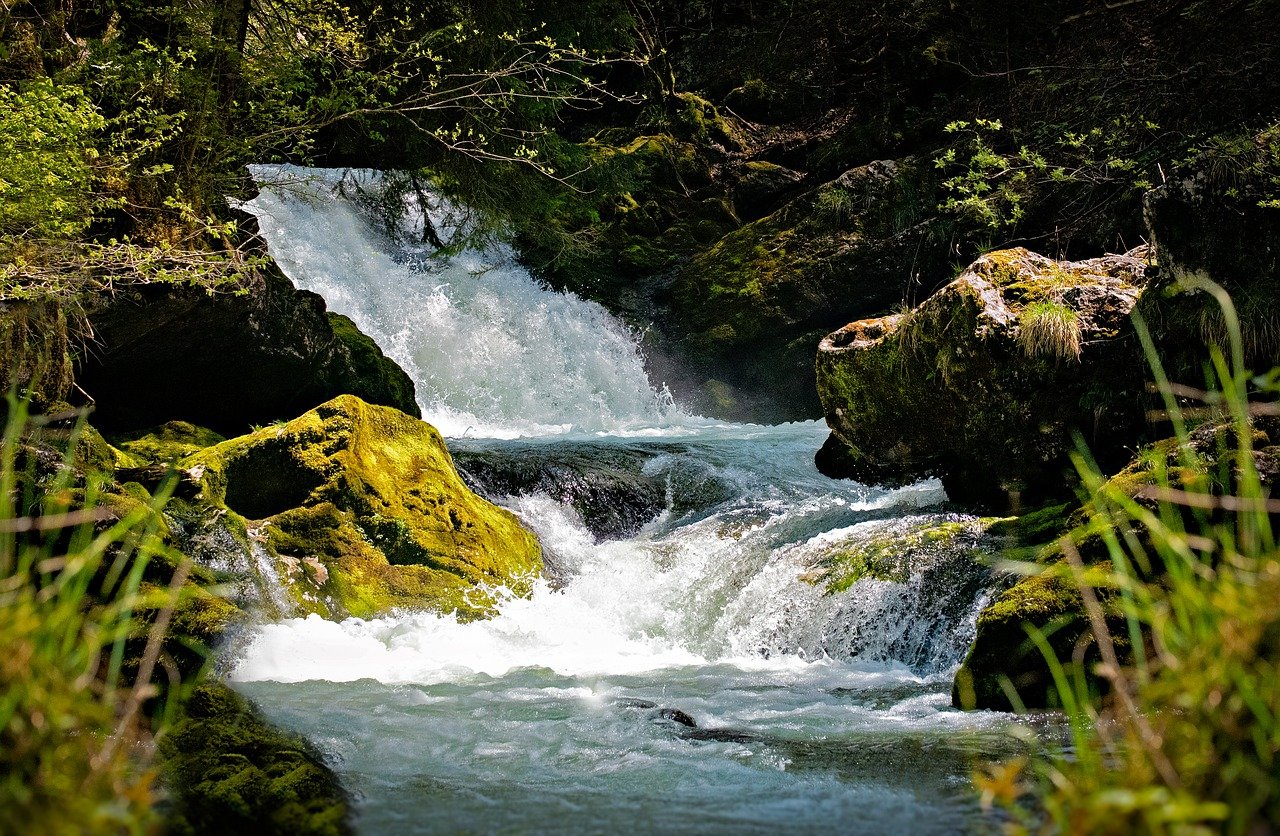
<box><xmin>954</xmin><ymin>419</ymin><xmax>1280</xmax><ymax>711</ymax></box>
<box><xmin>160</xmin><ymin>683</ymin><xmax>351</xmax><ymax>836</ymax></box>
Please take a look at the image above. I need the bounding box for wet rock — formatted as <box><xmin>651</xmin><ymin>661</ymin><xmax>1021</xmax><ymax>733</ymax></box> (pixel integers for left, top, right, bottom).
<box><xmin>816</xmin><ymin>247</ymin><xmax>1151</xmax><ymax>510</ymax></box>
<box><xmin>654</xmin><ymin>707</ymin><xmax>698</xmax><ymax>728</ymax></box>
<box><xmin>455</xmin><ymin>442</ymin><xmax>667</xmax><ymax>540</ymax></box>
<box><xmin>161</xmin><ymin>682</ymin><xmax>352</xmax><ymax>836</ymax></box>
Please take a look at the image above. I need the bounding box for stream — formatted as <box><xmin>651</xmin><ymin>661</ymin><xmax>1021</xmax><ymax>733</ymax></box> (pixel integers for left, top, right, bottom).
<box><xmin>228</xmin><ymin>167</ymin><xmax>1019</xmax><ymax>834</ymax></box>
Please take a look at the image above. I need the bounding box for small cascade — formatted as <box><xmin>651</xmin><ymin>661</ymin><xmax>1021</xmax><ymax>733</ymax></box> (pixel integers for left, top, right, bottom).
<box><xmin>232</xmin><ymin>424</ymin><xmax>993</xmax><ymax>685</ymax></box>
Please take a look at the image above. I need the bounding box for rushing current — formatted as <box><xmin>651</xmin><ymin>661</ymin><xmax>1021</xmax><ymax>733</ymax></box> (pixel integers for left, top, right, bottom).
<box><xmin>231</xmin><ymin>167</ymin><xmax>1017</xmax><ymax>834</ymax></box>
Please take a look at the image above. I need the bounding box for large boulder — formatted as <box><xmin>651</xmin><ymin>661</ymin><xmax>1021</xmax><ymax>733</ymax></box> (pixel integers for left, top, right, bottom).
<box><xmin>186</xmin><ymin>395</ymin><xmax>541</xmax><ymax>619</ymax></box>
<box><xmin>76</xmin><ymin>263</ymin><xmax>419</xmax><ymax>434</ymax></box>
<box><xmin>815</xmin><ymin>247</ymin><xmax>1151</xmax><ymax>509</ymax></box>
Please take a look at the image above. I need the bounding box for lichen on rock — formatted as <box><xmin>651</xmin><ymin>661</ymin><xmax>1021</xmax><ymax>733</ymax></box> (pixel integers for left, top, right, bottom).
<box><xmin>815</xmin><ymin>247</ymin><xmax>1151</xmax><ymax>509</ymax></box>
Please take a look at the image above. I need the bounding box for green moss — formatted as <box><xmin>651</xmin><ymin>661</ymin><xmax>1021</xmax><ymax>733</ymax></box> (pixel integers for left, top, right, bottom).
<box><xmin>160</xmin><ymin>683</ymin><xmax>351</xmax><ymax>836</ymax></box>
<box><xmin>112</xmin><ymin>421</ymin><xmax>227</xmax><ymax>464</ymax></box>
<box><xmin>987</xmin><ymin>502</ymin><xmax>1074</xmax><ymax>547</ymax></box>
<box><xmin>170</xmin><ymin>584</ymin><xmax>241</xmax><ymax>646</ymax></box>
<box><xmin>952</xmin><ymin>564</ymin><xmax>1090</xmax><ymax>712</ymax></box>
<box><xmin>187</xmin><ymin>395</ymin><xmax>542</xmax><ymax>619</ymax></box>
<box><xmin>813</xmin><ymin>519</ymin><xmax>992</xmax><ymax>593</ymax></box>
<box><xmin>0</xmin><ymin>299</ymin><xmax>75</xmax><ymax>411</ymax></box>
<box><xmin>816</xmin><ymin>247</ymin><xmax>1149</xmax><ymax>508</ymax></box>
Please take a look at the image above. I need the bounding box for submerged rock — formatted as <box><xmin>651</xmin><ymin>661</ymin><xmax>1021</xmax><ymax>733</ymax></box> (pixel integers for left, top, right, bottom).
<box><xmin>186</xmin><ymin>395</ymin><xmax>542</xmax><ymax>619</ymax></box>
<box><xmin>454</xmin><ymin>441</ymin><xmax>668</xmax><ymax>540</ymax></box>
<box><xmin>816</xmin><ymin>247</ymin><xmax>1151</xmax><ymax>509</ymax></box>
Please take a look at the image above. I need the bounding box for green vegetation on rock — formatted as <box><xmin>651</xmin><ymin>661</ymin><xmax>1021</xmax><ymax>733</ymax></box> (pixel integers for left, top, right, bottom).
<box><xmin>187</xmin><ymin>394</ymin><xmax>542</xmax><ymax>619</ymax></box>
<box><xmin>816</xmin><ymin>247</ymin><xmax>1150</xmax><ymax>508</ymax></box>
<box><xmin>160</xmin><ymin>683</ymin><xmax>351</xmax><ymax>836</ymax></box>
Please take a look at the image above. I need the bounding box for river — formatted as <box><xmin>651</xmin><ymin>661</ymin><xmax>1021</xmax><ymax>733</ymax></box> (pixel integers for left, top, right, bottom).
<box><xmin>228</xmin><ymin>166</ymin><xmax>1019</xmax><ymax>834</ymax></box>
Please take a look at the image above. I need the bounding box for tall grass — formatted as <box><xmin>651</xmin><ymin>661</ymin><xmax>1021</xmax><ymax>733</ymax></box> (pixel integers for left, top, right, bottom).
<box><xmin>0</xmin><ymin>397</ymin><xmax>190</xmax><ymax>832</ymax></box>
<box><xmin>982</xmin><ymin>282</ymin><xmax>1280</xmax><ymax>832</ymax></box>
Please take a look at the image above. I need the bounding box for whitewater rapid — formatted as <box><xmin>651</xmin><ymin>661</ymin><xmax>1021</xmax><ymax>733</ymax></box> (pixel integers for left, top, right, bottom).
<box><xmin>231</xmin><ymin>167</ymin><xmax>1013</xmax><ymax>834</ymax></box>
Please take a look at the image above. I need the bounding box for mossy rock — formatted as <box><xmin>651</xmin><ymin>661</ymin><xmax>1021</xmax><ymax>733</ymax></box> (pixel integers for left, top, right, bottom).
<box><xmin>806</xmin><ymin>516</ymin><xmax>1001</xmax><ymax>594</ymax></box>
<box><xmin>952</xmin><ymin>421</ymin><xmax>1280</xmax><ymax>711</ymax></box>
<box><xmin>160</xmin><ymin>682</ymin><xmax>351</xmax><ymax>836</ymax></box>
<box><xmin>951</xmin><ymin>565</ymin><xmax>1093</xmax><ymax>712</ymax></box>
<box><xmin>670</xmin><ymin>158</ymin><xmax>948</xmax><ymax>416</ymax></box>
<box><xmin>326</xmin><ymin>313</ymin><xmax>418</xmax><ymax>419</ymax></box>
<box><xmin>186</xmin><ymin>395</ymin><xmax>542</xmax><ymax>619</ymax></box>
<box><xmin>816</xmin><ymin>247</ymin><xmax>1151</xmax><ymax>509</ymax></box>
<box><xmin>112</xmin><ymin>421</ymin><xmax>227</xmax><ymax>464</ymax></box>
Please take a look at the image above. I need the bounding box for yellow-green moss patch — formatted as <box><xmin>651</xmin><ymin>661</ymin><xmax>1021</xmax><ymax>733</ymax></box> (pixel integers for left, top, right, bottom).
<box><xmin>186</xmin><ymin>395</ymin><xmax>541</xmax><ymax>619</ymax></box>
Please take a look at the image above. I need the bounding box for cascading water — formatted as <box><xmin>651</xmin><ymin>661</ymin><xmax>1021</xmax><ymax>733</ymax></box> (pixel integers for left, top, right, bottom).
<box><xmin>231</xmin><ymin>168</ymin><xmax>1016</xmax><ymax>834</ymax></box>
<box><xmin>241</xmin><ymin>164</ymin><xmax>686</xmax><ymax>439</ymax></box>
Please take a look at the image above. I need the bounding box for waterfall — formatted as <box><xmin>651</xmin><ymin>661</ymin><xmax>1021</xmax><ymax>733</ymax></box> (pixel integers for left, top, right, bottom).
<box><xmin>228</xmin><ymin>167</ymin><xmax>1009</xmax><ymax>834</ymax></box>
<box><xmin>232</xmin><ymin>166</ymin><xmax>996</xmax><ymax>684</ymax></box>
<box><xmin>240</xmin><ymin>165</ymin><xmax>691</xmax><ymax>439</ymax></box>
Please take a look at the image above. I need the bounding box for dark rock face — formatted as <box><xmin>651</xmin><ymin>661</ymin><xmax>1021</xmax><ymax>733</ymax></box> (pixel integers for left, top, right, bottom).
<box><xmin>815</xmin><ymin>248</ymin><xmax>1151</xmax><ymax>510</ymax></box>
<box><xmin>76</xmin><ymin>265</ymin><xmax>418</xmax><ymax>434</ymax></box>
